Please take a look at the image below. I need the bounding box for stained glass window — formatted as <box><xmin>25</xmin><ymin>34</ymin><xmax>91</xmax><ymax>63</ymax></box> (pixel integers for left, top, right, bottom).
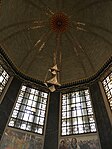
<box><xmin>102</xmin><ymin>72</ymin><xmax>112</xmax><ymax>110</ymax></box>
<box><xmin>9</xmin><ymin>85</ymin><xmax>48</xmax><ymax>134</ymax></box>
<box><xmin>0</xmin><ymin>65</ymin><xmax>10</xmax><ymax>96</ymax></box>
<box><xmin>61</xmin><ymin>89</ymin><xmax>96</xmax><ymax>136</ymax></box>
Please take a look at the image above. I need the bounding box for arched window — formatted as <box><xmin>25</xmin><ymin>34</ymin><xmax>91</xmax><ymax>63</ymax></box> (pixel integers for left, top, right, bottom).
<box><xmin>8</xmin><ymin>85</ymin><xmax>48</xmax><ymax>134</ymax></box>
<box><xmin>102</xmin><ymin>72</ymin><xmax>112</xmax><ymax>110</ymax></box>
<box><xmin>0</xmin><ymin>65</ymin><xmax>10</xmax><ymax>96</ymax></box>
<box><xmin>61</xmin><ymin>89</ymin><xmax>96</xmax><ymax>136</ymax></box>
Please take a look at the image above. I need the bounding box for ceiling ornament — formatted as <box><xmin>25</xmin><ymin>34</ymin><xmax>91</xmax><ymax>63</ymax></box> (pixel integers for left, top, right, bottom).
<box><xmin>50</xmin><ymin>12</ymin><xmax>69</xmax><ymax>33</ymax></box>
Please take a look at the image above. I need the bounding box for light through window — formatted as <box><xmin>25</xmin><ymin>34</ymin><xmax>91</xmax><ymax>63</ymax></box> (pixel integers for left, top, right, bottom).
<box><xmin>102</xmin><ymin>72</ymin><xmax>112</xmax><ymax>110</ymax></box>
<box><xmin>9</xmin><ymin>85</ymin><xmax>48</xmax><ymax>134</ymax></box>
<box><xmin>0</xmin><ymin>65</ymin><xmax>10</xmax><ymax>96</ymax></box>
<box><xmin>61</xmin><ymin>89</ymin><xmax>96</xmax><ymax>136</ymax></box>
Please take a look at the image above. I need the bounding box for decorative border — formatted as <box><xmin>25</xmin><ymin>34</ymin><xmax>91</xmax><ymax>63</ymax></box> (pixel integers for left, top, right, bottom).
<box><xmin>0</xmin><ymin>47</ymin><xmax>112</xmax><ymax>91</ymax></box>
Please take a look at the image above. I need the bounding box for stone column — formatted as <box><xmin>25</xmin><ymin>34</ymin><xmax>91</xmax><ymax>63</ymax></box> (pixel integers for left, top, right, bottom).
<box><xmin>89</xmin><ymin>81</ymin><xmax>112</xmax><ymax>149</ymax></box>
<box><xmin>44</xmin><ymin>91</ymin><xmax>60</xmax><ymax>149</ymax></box>
<box><xmin>0</xmin><ymin>77</ymin><xmax>22</xmax><ymax>140</ymax></box>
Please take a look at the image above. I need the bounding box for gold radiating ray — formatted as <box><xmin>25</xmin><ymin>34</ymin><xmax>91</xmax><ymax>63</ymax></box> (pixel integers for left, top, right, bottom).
<box><xmin>75</xmin><ymin>22</ymin><xmax>112</xmax><ymax>47</ymax></box>
<box><xmin>0</xmin><ymin>20</ymin><xmax>46</xmax><ymax>34</ymax></box>
<box><xmin>19</xmin><ymin>30</ymin><xmax>52</xmax><ymax>68</ymax></box>
<box><xmin>73</xmin><ymin>20</ymin><xmax>112</xmax><ymax>35</ymax></box>
<box><xmin>55</xmin><ymin>33</ymin><xmax>62</xmax><ymax>84</ymax></box>
<box><xmin>34</xmin><ymin>30</ymin><xmax>52</xmax><ymax>49</ymax></box>
<box><xmin>65</xmin><ymin>32</ymin><xmax>87</xmax><ymax>77</ymax></box>
<box><xmin>0</xmin><ymin>21</ymin><xmax>46</xmax><ymax>43</ymax></box>
<box><xmin>74</xmin><ymin>21</ymin><xmax>112</xmax><ymax>52</ymax></box>
<box><xmin>38</xmin><ymin>0</ymin><xmax>54</xmax><ymax>16</ymax></box>
<box><xmin>71</xmin><ymin>21</ymin><xmax>112</xmax><ymax>70</ymax></box>
<box><xmin>29</xmin><ymin>20</ymin><xmax>47</xmax><ymax>29</ymax></box>
<box><xmin>54</xmin><ymin>33</ymin><xmax>61</xmax><ymax>65</ymax></box>
<box><xmin>70</xmin><ymin>30</ymin><xmax>95</xmax><ymax>72</ymax></box>
<box><xmin>22</xmin><ymin>31</ymin><xmax>52</xmax><ymax>73</ymax></box>
<box><xmin>65</xmin><ymin>32</ymin><xmax>78</xmax><ymax>56</ymax></box>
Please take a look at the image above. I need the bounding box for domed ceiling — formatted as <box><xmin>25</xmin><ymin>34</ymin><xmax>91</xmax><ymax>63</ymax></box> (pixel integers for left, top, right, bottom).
<box><xmin>0</xmin><ymin>0</ymin><xmax>112</xmax><ymax>84</ymax></box>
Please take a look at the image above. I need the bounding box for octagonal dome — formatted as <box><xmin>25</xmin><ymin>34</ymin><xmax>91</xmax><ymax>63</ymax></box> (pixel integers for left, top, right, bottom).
<box><xmin>0</xmin><ymin>0</ymin><xmax>112</xmax><ymax>84</ymax></box>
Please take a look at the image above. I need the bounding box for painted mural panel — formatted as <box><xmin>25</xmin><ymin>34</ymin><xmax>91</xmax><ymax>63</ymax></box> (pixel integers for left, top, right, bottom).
<box><xmin>0</xmin><ymin>128</ymin><xmax>43</xmax><ymax>149</ymax></box>
<box><xmin>59</xmin><ymin>134</ymin><xmax>101</xmax><ymax>149</ymax></box>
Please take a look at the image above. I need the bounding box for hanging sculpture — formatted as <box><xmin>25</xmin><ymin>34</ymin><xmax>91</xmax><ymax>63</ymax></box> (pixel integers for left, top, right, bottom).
<box><xmin>44</xmin><ymin>64</ymin><xmax>61</xmax><ymax>92</ymax></box>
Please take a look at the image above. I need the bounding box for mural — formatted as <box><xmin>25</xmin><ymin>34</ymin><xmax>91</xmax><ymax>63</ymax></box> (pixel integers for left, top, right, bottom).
<box><xmin>0</xmin><ymin>128</ymin><xmax>43</xmax><ymax>149</ymax></box>
<box><xmin>59</xmin><ymin>137</ymin><xmax>101</xmax><ymax>149</ymax></box>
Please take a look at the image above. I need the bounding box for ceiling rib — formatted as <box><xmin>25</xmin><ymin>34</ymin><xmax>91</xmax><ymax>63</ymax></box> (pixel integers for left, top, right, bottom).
<box><xmin>77</xmin><ymin>27</ymin><xmax>112</xmax><ymax>48</ymax></box>
<box><xmin>65</xmin><ymin>33</ymin><xmax>87</xmax><ymax>77</ymax></box>
<box><xmin>0</xmin><ymin>25</ymin><xmax>44</xmax><ymax>44</ymax></box>
<box><xmin>56</xmin><ymin>0</ymin><xmax>64</xmax><ymax>11</ymax></box>
<box><xmin>19</xmin><ymin>30</ymin><xmax>52</xmax><ymax>69</ymax></box>
<box><xmin>24</xmin><ymin>0</ymin><xmax>54</xmax><ymax>16</ymax></box>
<box><xmin>71</xmin><ymin>22</ymin><xmax>112</xmax><ymax>53</ymax></box>
<box><xmin>38</xmin><ymin>0</ymin><xmax>54</xmax><ymax>14</ymax></box>
<box><xmin>67</xmin><ymin>31</ymin><xmax>95</xmax><ymax>73</ymax></box>
<box><xmin>0</xmin><ymin>20</ymin><xmax>45</xmax><ymax>34</ymax></box>
<box><xmin>68</xmin><ymin>0</ymin><xmax>112</xmax><ymax>16</ymax></box>
<box><xmin>76</xmin><ymin>0</ymin><xmax>112</xmax><ymax>12</ymax></box>
<box><xmin>74</xmin><ymin>21</ymin><xmax>112</xmax><ymax>36</ymax></box>
<box><xmin>24</xmin><ymin>31</ymin><xmax>52</xmax><ymax>74</ymax></box>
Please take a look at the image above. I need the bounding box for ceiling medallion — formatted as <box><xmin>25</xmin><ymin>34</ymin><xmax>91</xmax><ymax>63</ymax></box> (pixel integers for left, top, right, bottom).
<box><xmin>50</xmin><ymin>12</ymin><xmax>69</xmax><ymax>33</ymax></box>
